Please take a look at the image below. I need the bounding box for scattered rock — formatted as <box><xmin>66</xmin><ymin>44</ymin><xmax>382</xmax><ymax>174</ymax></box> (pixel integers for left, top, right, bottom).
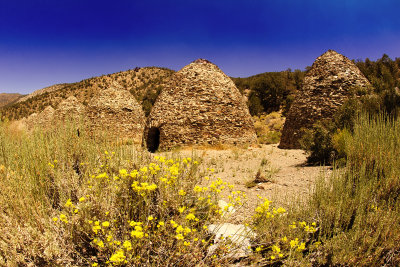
<box><xmin>256</xmin><ymin>184</ymin><xmax>265</xmax><ymax>190</ymax></box>
<box><xmin>207</xmin><ymin>223</ymin><xmax>256</xmax><ymax>259</ymax></box>
<box><xmin>218</xmin><ymin>200</ymin><xmax>236</xmax><ymax>216</ymax></box>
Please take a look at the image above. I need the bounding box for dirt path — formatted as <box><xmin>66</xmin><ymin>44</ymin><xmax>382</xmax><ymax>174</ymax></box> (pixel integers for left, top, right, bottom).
<box><xmin>164</xmin><ymin>144</ymin><xmax>330</xmax><ymax>223</ymax></box>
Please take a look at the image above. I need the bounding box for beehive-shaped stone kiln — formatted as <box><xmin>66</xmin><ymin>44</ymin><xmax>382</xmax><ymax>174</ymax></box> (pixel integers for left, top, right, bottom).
<box><xmin>54</xmin><ymin>96</ymin><xmax>86</xmax><ymax>122</ymax></box>
<box><xmin>24</xmin><ymin>106</ymin><xmax>55</xmax><ymax>130</ymax></box>
<box><xmin>144</xmin><ymin>59</ymin><xmax>257</xmax><ymax>152</ymax></box>
<box><xmin>87</xmin><ymin>86</ymin><xmax>145</xmax><ymax>143</ymax></box>
<box><xmin>279</xmin><ymin>50</ymin><xmax>371</xmax><ymax>149</ymax></box>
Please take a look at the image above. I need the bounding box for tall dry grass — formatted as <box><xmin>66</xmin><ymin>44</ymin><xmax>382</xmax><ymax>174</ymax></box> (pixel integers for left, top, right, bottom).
<box><xmin>306</xmin><ymin>114</ymin><xmax>400</xmax><ymax>265</ymax></box>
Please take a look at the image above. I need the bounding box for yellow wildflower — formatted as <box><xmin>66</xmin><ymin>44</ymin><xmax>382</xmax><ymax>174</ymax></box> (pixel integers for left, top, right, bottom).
<box><xmin>59</xmin><ymin>213</ymin><xmax>68</xmax><ymax>223</ymax></box>
<box><xmin>131</xmin><ymin>230</ymin><xmax>144</xmax><ymax>239</ymax></box>
<box><xmin>123</xmin><ymin>240</ymin><xmax>132</xmax><ymax>251</ymax></box>
<box><xmin>290</xmin><ymin>238</ymin><xmax>299</xmax><ymax>248</ymax></box>
<box><xmin>178</xmin><ymin>206</ymin><xmax>186</xmax><ymax>213</ymax></box>
<box><xmin>185</xmin><ymin>213</ymin><xmax>196</xmax><ymax>221</ymax></box>
<box><xmin>96</xmin><ymin>172</ymin><xmax>108</xmax><ymax>179</ymax></box>
<box><xmin>109</xmin><ymin>249</ymin><xmax>126</xmax><ymax>264</ymax></box>
<box><xmin>193</xmin><ymin>185</ymin><xmax>202</xmax><ymax>193</ymax></box>
<box><xmin>277</xmin><ymin>207</ymin><xmax>286</xmax><ymax>213</ymax></box>
<box><xmin>97</xmin><ymin>240</ymin><xmax>104</xmax><ymax>248</ymax></box>
<box><xmin>119</xmin><ymin>169</ymin><xmax>128</xmax><ymax>177</ymax></box>
<box><xmin>64</xmin><ymin>199</ymin><xmax>73</xmax><ymax>208</ymax></box>
<box><xmin>297</xmin><ymin>242</ymin><xmax>306</xmax><ymax>252</ymax></box>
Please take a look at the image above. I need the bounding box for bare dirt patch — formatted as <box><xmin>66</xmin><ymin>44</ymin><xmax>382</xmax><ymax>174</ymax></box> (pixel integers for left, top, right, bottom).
<box><xmin>162</xmin><ymin>144</ymin><xmax>330</xmax><ymax>223</ymax></box>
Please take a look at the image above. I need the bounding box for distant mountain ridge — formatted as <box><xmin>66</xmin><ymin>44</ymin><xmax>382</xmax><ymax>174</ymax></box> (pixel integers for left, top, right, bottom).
<box><xmin>17</xmin><ymin>84</ymin><xmax>69</xmax><ymax>103</ymax></box>
<box><xmin>0</xmin><ymin>93</ymin><xmax>24</xmax><ymax>107</ymax></box>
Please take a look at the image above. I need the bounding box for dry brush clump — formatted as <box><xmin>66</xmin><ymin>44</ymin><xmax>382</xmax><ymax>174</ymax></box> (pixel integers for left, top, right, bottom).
<box><xmin>253</xmin><ymin>112</ymin><xmax>284</xmax><ymax>144</ymax></box>
<box><xmin>303</xmin><ymin>114</ymin><xmax>400</xmax><ymax>266</ymax></box>
<box><xmin>51</xmin><ymin>154</ymin><xmax>250</xmax><ymax>266</ymax></box>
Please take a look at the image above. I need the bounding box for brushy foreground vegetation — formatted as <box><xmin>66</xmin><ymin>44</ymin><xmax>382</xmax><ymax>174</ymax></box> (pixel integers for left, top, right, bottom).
<box><xmin>306</xmin><ymin>114</ymin><xmax>400</xmax><ymax>266</ymax></box>
<box><xmin>0</xmin><ymin>114</ymin><xmax>399</xmax><ymax>266</ymax></box>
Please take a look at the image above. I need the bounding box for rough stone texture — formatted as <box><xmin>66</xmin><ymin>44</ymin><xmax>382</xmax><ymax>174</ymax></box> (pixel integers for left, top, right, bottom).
<box><xmin>14</xmin><ymin>87</ymin><xmax>145</xmax><ymax>143</ymax></box>
<box><xmin>87</xmin><ymin>86</ymin><xmax>145</xmax><ymax>143</ymax></box>
<box><xmin>279</xmin><ymin>50</ymin><xmax>371</xmax><ymax>149</ymax></box>
<box><xmin>54</xmin><ymin>96</ymin><xmax>86</xmax><ymax>122</ymax></box>
<box><xmin>25</xmin><ymin>106</ymin><xmax>55</xmax><ymax>129</ymax></box>
<box><xmin>207</xmin><ymin>223</ymin><xmax>256</xmax><ymax>259</ymax></box>
<box><xmin>144</xmin><ymin>59</ymin><xmax>257</xmax><ymax>151</ymax></box>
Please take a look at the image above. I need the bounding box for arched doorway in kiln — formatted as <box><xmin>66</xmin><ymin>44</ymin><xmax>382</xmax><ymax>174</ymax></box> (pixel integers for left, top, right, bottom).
<box><xmin>146</xmin><ymin>127</ymin><xmax>160</xmax><ymax>153</ymax></box>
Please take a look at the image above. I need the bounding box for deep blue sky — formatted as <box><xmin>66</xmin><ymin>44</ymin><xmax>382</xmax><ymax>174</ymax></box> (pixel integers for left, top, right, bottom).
<box><xmin>1</xmin><ymin>0</ymin><xmax>399</xmax><ymax>94</ymax></box>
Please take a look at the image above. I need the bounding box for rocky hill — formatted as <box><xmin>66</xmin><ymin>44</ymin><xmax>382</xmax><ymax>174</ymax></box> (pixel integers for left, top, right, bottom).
<box><xmin>0</xmin><ymin>93</ymin><xmax>24</xmax><ymax>107</ymax></box>
<box><xmin>1</xmin><ymin>67</ymin><xmax>175</xmax><ymax>120</ymax></box>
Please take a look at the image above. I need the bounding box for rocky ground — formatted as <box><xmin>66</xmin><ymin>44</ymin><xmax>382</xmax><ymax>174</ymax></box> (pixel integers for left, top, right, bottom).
<box><xmin>163</xmin><ymin>144</ymin><xmax>331</xmax><ymax>223</ymax></box>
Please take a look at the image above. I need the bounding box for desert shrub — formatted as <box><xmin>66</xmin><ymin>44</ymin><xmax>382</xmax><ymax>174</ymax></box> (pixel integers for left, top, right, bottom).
<box><xmin>300</xmin><ymin>95</ymin><xmax>382</xmax><ymax>164</ymax></box>
<box><xmin>299</xmin><ymin>119</ymin><xmax>337</xmax><ymax>164</ymax></box>
<box><xmin>250</xmin><ymin>197</ymin><xmax>321</xmax><ymax>265</ymax></box>
<box><xmin>0</xmin><ymin>120</ymin><xmax>249</xmax><ymax>266</ymax></box>
<box><xmin>52</xmin><ymin>155</ymin><xmax>246</xmax><ymax>266</ymax></box>
<box><xmin>304</xmin><ymin>113</ymin><xmax>400</xmax><ymax>266</ymax></box>
<box><xmin>253</xmin><ymin>112</ymin><xmax>284</xmax><ymax>144</ymax></box>
<box><xmin>233</xmin><ymin>69</ymin><xmax>304</xmax><ymax>116</ymax></box>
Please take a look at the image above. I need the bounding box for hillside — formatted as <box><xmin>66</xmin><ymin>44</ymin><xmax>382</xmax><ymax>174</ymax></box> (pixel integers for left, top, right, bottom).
<box><xmin>1</xmin><ymin>67</ymin><xmax>175</xmax><ymax>120</ymax></box>
<box><xmin>17</xmin><ymin>84</ymin><xmax>69</xmax><ymax>103</ymax></box>
<box><xmin>0</xmin><ymin>93</ymin><xmax>24</xmax><ymax>107</ymax></box>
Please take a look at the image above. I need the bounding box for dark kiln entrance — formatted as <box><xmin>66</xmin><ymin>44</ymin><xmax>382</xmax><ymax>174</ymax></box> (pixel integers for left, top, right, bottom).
<box><xmin>147</xmin><ymin>127</ymin><xmax>160</xmax><ymax>153</ymax></box>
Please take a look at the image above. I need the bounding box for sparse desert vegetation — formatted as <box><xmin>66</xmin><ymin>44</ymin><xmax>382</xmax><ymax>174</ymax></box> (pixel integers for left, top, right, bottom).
<box><xmin>0</xmin><ymin>111</ymin><xmax>399</xmax><ymax>266</ymax></box>
<box><xmin>0</xmin><ymin>53</ymin><xmax>399</xmax><ymax>266</ymax></box>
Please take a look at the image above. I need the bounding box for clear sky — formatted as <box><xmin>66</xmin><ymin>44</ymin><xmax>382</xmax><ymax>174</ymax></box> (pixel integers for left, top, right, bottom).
<box><xmin>1</xmin><ymin>0</ymin><xmax>399</xmax><ymax>94</ymax></box>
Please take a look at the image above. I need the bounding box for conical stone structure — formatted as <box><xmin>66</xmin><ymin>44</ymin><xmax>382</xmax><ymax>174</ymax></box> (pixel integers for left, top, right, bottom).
<box><xmin>144</xmin><ymin>59</ymin><xmax>257</xmax><ymax>152</ymax></box>
<box><xmin>279</xmin><ymin>50</ymin><xmax>371</xmax><ymax>149</ymax></box>
<box><xmin>24</xmin><ymin>106</ymin><xmax>55</xmax><ymax>129</ymax></box>
<box><xmin>87</xmin><ymin>86</ymin><xmax>145</xmax><ymax>143</ymax></box>
<box><xmin>54</xmin><ymin>96</ymin><xmax>86</xmax><ymax>122</ymax></box>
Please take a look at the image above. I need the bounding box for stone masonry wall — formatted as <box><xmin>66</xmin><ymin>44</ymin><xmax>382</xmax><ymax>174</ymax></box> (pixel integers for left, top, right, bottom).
<box><xmin>144</xmin><ymin>59</ymin><xmax>257</xmax><ymax>151</ymax></box>
<box><xmin>87</xmin><ymin>87</ymin><xmax>145</xmax><ymax>143</ymax></box>
<box><xmin>279</xmin><ymin>50</ymin><xmax>371</xmax><ymax>149</ymax></box>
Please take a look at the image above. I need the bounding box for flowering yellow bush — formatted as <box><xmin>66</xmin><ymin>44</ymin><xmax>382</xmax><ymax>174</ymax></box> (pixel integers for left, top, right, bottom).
<box><xmin>52</xmin><ymin>153</ymin><xmax>242</xmax><ymax>266</ymax></box>
<box><xmin>251</xmin><ymin>196</ymin><xmax>320</xmax><ymax>264</ymax></box>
